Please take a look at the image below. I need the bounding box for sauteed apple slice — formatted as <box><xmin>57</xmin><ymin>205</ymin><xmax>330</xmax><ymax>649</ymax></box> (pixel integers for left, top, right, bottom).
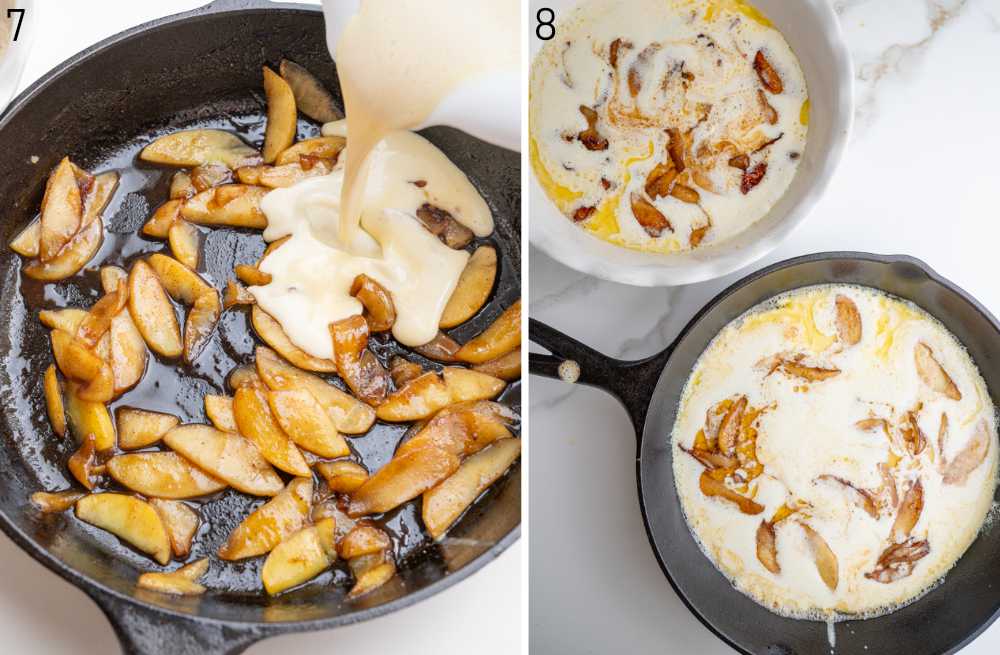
<box><xmin>223</xmin><ymin>279</ymin><xmax>255</xmax><ymax>309</ymax></box>
<box><xmin>116</xmin><ymin>407</ymin><xmax>179</xmax><ymax>450</ymax></box>
<box><xmin>866</xmin><ymin>537</ymin><xmax>930</xmax><ymax>583</ymax></box>
<box><xmin>396</xmin><ymin>401</ymin><xmax>515</xmax><ymax>459</ymax></box>
<box><xmin>68</xmin><ymin>433</ymin><xmax>105</xmax><ymax>490</ymax></box>
<box><xmin>251</xmin><ymin>307</ymin><xmax>337</xmax><ymax>373</ymax></box>
<box><xmin>238</xmin><ymin>158</ymin><xmax>335</xmax><ymax>189</ymax></box>
<box><xmin>351</xmin><ymin>274</ymin><xmax>396</xmax><ymax>332</ymax></box>
<box><xmin>24</xmin><ymin>219</ymin><xmax>103</xmax><ymax>281</ymax></box>
<box><xmin>140</xmin><ymin>129</ymin><xmax>261</xmax><ymax>169</ymax></box>
<box><xmin>275</xmin><ymin>136</ymin><xmax>345</xmax><ymax>166</ymax></box>
<box><xmin>255</xmin><ymin>346</ymin><xmax>375</xmax><ymax>434</ymax></box>
<box><xmin>43</xmin><ymin>365</ymin><xmax>67</xmax><ymax>437</ymax></box>
<box><xmin>108</xmin><ymin>452</ymin><xmax>227</xmax><ymax>499</ymax></box>
<box><xmin>262</xmin><ymin>517</ymin><xmax>337</xmax><ymax>596</ymax></box>
<box><xmin>348</xmin><ymin>447</ymin><xmax>459</xmax><ymax>517</ymax></box>
<box><xmin>941</xmin><ymin>419</ymin><xmax>991</xmax><ymax>485</ymax></box>
<box><xmin>168</xmin><ymin>220</ymin><xmax>200</xmax><ymax>270</ymax></box>
<box><xmin>204</xmin><ymin>395</ymin><xmax>238</xmax><ymax>433</ymax></box>
<box><xmin>128</xmin><ymin>260</ymin><xmax>182</xmax><ymax>358</ymax></box>
<box><xmin>38</xmin><ymin>158</ymin><xmax>84</xmax><ymax>261</ymax></box>
<box><xmin>376</xmin><ymin>368</ymin><xmax>506</xmax><ymax>422</ymax></box>
<box><xmin>150</xmin><ymin>499</ymin><xmax>200</xmax><ymax>559</ymax></box>
<box><xmin>181</xmin><ymin>185</ymin><xmax>268</xmax><ymax>229</ymax></box>
<box><xmin>456</xmin><ymin>300</ymin><xmax>521</xmax><ymax>364</ymax></box>
<box><xmin>262</xmin><ymin>66</ymin><xmax>297</xmax><ymax>164</ymax></box>
<box><xmin>142</xmin><ymin>200</ymin><xmax>183</xmax><ymax>239</ymax></box>
<box><xmin>75</xmin><ymin>493</ymin><xmax>171</xmax><ymax>565</ymax></box>
<box><xmin>162</xmin><ymin>424</ymin><xmax>283</xmax><ymax>497</ymax></box>
<box><xmin>31</xmin><ymin>490</ymin><xmax>86</xmax><ymax>513</ymax></box>
<box><xmin>891</xmin><ymin>479</ymin><xmax>923</xmax><ymax>542</ymax></box>
<box><xmin>64</xmin><ymin>380</ymin><xmax>115</xmax><ymax>451</ymax></box>
<box><xmin>413</xmin><ymin>331</ymin><xmax>461</xmax><ymax>363</ymax></box>
<box><xmin>423</xmin><ymin>438</ymin><xmax>521</xmax><ymax>540</ymax></box>
<box><xmin>835</xmin><ymin>295</ymin><xmax>862</xmax><ymax>346</ymax></box>
<box><xmin>219</xmin><ymin>477</ymin><xmax>312</xmax><ymax>560</ymax></box>
<box><xmin>280</xmin><ymin>59</ymin><xmax>343</xmax><ymax>123</ymax></box>
<box><xmin>389</xmin><ymin>356</ymin><xmax>423</xmax><ymax>387</ymax></box>
<box><xmin>268</xmin><ymin>389</ymin><xmax>350</xmax><ymax>458</ymax></box>
<box><xmin>914</xmin><ymin>342</ymin><xmax>961</xmax><ymax>400</ymax></box>
<box><xmin>137</xmin><ymin>558</ymin><xmax>209</xmax><ymax>596</ymax></box>
<box><xmin>801</xmin><ymin>523</ymin><xmax>838</xmax><ymax>591</ymax></box>
<box><xmin>338</xmin><ymin>524</ymin><xmax>396</xmax><ymax>598</ymax></box>
<box><xmin>236</xmin><ymin>264</ymin><xmax>272</xmax><ymax>286</ymax></box>
<box><xmin>233</xmin><ymin>386</ymin><xmax>311</xmax><ymax>477</ymax></box>
<box><xmin>315</xmin><ymin>461</ymin><xmax>369</xmax><ymax>493</ymax></box>
<box><xmin>698</xmin><ymin>471</ymin><xmax>763</xmax><ymax>515</ymax></box>
<box><xmin>440</xmin><ymin>246</ymin><xmax>497</xmax><ymax>329</ymax></box>
<box><xmin>472</xmin><ymin>348</ymin><xmax>521</xmax><ymax>381</ymax></box>
<box><xmin>331</xmin><ymin>316</ymin><xmax>390</xmax><ymax>406</ymax></box>
<box><xmin>755</xmin><ymin>520</ymin><xmax>780</xmax><ymax>574</ymax></box>
<box><xmin>9</xmin><ymin>220</ymin><xmax>41</xmax><ymax>258</ymax></box>
<box><xmin>169</xmin><ymin>172</ymin><xmax>196</xmax><ymax>200</ymax></box>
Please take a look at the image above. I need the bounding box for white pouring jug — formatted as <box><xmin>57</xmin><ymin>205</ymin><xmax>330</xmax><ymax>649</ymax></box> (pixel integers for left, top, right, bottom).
<box><xmin>320</xmin><ymin>0</ymin><xmax>521</xmax><ymax>152</ymax></box>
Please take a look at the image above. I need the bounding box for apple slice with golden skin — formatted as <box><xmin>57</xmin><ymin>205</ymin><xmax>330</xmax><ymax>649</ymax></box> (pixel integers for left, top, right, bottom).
<box><xmin>64</xmin><ymin>380</ymin><xmax>116</xmax><ymax>451</ymax></box>
<box><xmin>128</xmin><ymin>260</ymin><xmax>182</xmax><ymax>358</ymax></box>
<box><xmin>107</xmin><ymin>308</ymin><xmax>148</xmax><ymax>395</ymax></box>
<box><xmin>43</xmin><ymin>364</ymin><xmax>67</xmax><ymax>438</ymax></box>
<box><xmin>235</xmin><ymin>264</ymin><xmax>271</xmax><ymax>286</ymax></box>
<box><xmin>471</xmin><ymin>348</ymin><xmax>521</xmax><ymax>381</ymax></box>
<box><xmin>330</xmin><ymin>315</ymin><xmax>389</xmax><ymax>406</ymax></box>
<box><xmin>275</xmin><ymin>136</ymin><xmax>345</xmax><ymax>166</ymax></box>
<box><xmin>181</xmin><ymin>185</ymin><xmax>268</xmax><ymax>229</ymax></box>
<box><xmin>801</xmin><ymin>523</ymin><xmax>838</xmax><ymax>591</ymax></box>
<box><xmin>68</xmin><ymin>433</ymin><xmax>105</xmax><ymax>490</ymax></box>
<box><xmin>115</xmin><ymin>407</ymin><xmax>179</xmax><ymax>450</ymax></box>
<box><xmin>315</xmin><ymin>461</ymin><xmax>368</xmax><ymax>493</ymax></box>
<box><xmin>456</xmin><ymin>300</ymin><xmax>521</xmax><ymax>364</ymax></box>
<box><xmin>941</xmin><ymin>419</ymin><xmax>991</xmax><ymax>485</ymax></box>
<box><xmin>716</xmin><ymin>395</ymin><xmax>747</xmax><ymax>456</ymax></box>
<box><xmin>914</xmin><ymin>342</ymin><xmax>961</xmax><ymax>400</ymax></box>
<box><xmin>50</xmin><ymin>328</ymin><xmax>104</xmax><ymax>383</ymax></box>
<box><xmin>142</xmin><ymin>200</ymin><xmax>183</xmax><ymax>239</ymax></box>
<box><xmin>440</xmin><ymin>246</ymin><xmax>497</xmax><ymax>329</ymax></box>
<box><xmin>149</xmin><ymin>499</ymin><xmax>200</xmax><ymax>558</ymax></box>
<box><xmin>168</xmin><ymin>220</ymin><xmax>200</xmax><ymax>270</ymax></box>
<box><xmin>268</xmin><ymin>389</ymin><xmax>350</xmax><ymax>458</ymax></box>
<box><xmin>107</xmin><ymin>452</ymin><xmax>227</xmax><ymax>499</ymax></box>
<box><xmin>442</xmin><ymin>367</ymin><xmax>506</xmax><ymax>403</ymax></box>
<box><xmin>23</xmin><ymin>219</ymin><xmax>103</xmax><ymax>281</ymax></box>
<box><xmin>239</xmin><ymin>159</ymin><xmax>334</xmax><ymax>188</ymax></box>
<box><xmin>170</xmin><ymin>172</ymin><xmax>196</xmax><ymax>200</ymax></box>
<box><xmin>389</xmin><ymin>356</ymin><xmax>423</xmax><ymax>387</ymax></box>
<box><xmin>204</xmin><ymin>395</ymin><xmax>237</xmax><ymax>432</ymax></box>
<box><xmin>262</xmin><ymin>67</ymin><xmax>297</xmax><ymax>164</ymax></box>
<box><xmin>262</xmin><ymin>517</ymin><xmax>337</xmax><ymax>596</ymax></box>
<box><xmin>698</xmin><ymin>471</ymin><xmax>763</xmax><ymax>515</ymax></box>
<box><xmin>76</xmin><ymin>283</ymin><xmax>128</xmax><ymax>349</ymax></box>
<box><xmin>339</xmin><ymin>525</ymin><xmax>391</xmax><ymax>560</ymax></box>
<box><xmin>223</xmin><ymin>279</ymin><xmax>255</xmax><ymax>309</ymax></box>
<box><xmin>376</xmin><ymin>372</ymin><xmax>451</xmax><ymax>423</ymax></box>
<box><xmin>756</xmin><ymin>520</ymin><xmax>780</xmax><ymax>574</ymax></box>
<box><xmin>251</xmin><ymin>307</ymin><xmax>337</xmax><ymax>373</ymax></box>
<box><xmin>184</xmin><ymin>291</ymin><xmax>221</xmax><ymax>364</ymax></box>
<box><xmin>147</xmin><ymin>253</ymin><xmax>213</xmax><ymax>303</ymax></box>
<box><xmin>347</xmin><ymin>446</ymin><xmax>459</xmax><ymax>517</ymax></box>
<box><xmin>219</xmin><ymin>477</ymin><xmax>313</xmax><ymax>561</ymax></box>
<box><xmin>891</xmin><ymin>479</ymin><xmax>923</xmax><ymax>543</ymax></box>
<box><xmin>137</xmin><ymin>558</ymin><xmax>209</xmax><ymax>596</ymax></box>
<box><xmin>255</xmin><ymin>346</ymin><xmax>375</xmax><ymax>434</ymax></box>
<box><xmin>233</xmin><ymin>386</ymin><xmax>311</xmax><ymax>477</ymax></box>
<box><xmin>413</xmin><ymin>331</ymin><xmax>461</xmax><ymax>363</ymax></box>
<box><xmin>9</xmin><ymin>219</ymin><xmax>41</xmax><ymax>257</ymax></box>
<box><xmin>162</xmin><ymin>424</ymin><xmax>283</xmax><ymax>497</ymax></box>
<box><xmin>835</xmin><ymin>295</ymin><xmax>862</xmax><ymax>345</ymax></box>
<box><xmin>396</xmin><ymin>400</ymin><xmax>514</xmax><ymax>459</ymax></box>
<box><xmin>39</xmin><ymin>158</ymin><xmax>84</xmax><ymax>262</ymax></box>
<box><xmin>280</xmin><ymin>60</ymin><xmax>343</xmax><ymax>123</ymax></box>
<box><xmin>422</xmin><ymin>438</ymin><xmax>520</xmax><ymax>540</ymax></box>
<box><xmin>39</xmin><ymin>308</ymin><xmax>87</xmax><ymax>333</ymax></box>
<box><xmin>76</xmin><ymin>493</ymin><xmax>171</xmax><ymax>565</ymax></box>
<box><xmin>31</xmin><ymin>490</ymin><xmax>86</xmax><ymax>513</ymax></box>
<box><xmin>78</xmin><ymin>361</ymin><xmax>115</xmax><ymax>403</ymax></box>
<box><xmin>141</xmin><ymin>129</ymin><xmax>260</xmax><ymax>169</ymax></box>
<box><xmin>351</xmin><ymin>275</ymin><xmax>396</xmax><ymax>332</ymax></box>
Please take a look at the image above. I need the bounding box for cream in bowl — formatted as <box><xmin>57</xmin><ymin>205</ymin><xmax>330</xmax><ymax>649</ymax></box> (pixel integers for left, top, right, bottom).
<box><xmin>530</xmin><ymin>0</ymin><xmax>808</xmax><ymax>253</ymax></box>
<box><xmin>671</xmin><ymin>284</ymin><xmax>997</xmax><ymax>618</ymax></box>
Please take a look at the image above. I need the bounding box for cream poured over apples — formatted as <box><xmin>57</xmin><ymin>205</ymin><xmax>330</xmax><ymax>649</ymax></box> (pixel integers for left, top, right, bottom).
<box><xmin>671</xmin><ymin>285</ymin><xmax>997</xmax><ymax>618</ymax></box>
<box><xmin>530</xmin><ymin>0</ymin><xmax>808</xmax><ymax>252</ymax></box>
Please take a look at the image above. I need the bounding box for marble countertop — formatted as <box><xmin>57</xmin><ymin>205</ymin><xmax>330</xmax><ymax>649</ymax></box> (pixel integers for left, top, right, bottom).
<box><xmin>0</xmin><ymin>2</ymin><xmax>519</xmax><ymax>654</ymax></box>
<box><xmin>529</xmin><ymin>0</ymin><xmax>1000</xmax><ymax>652</ymax></box>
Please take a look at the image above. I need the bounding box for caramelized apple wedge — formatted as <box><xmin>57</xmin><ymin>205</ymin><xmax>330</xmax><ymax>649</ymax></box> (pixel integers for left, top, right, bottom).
<box><xmin>162</xmin><ymin>424</ymin><xmax>283</xmax><ymax>497</ymax></box>
<box><xmin>442</xmin><ymin>367</ymin><xmax>507</xmax><ymax>404</ymax></box>
<box><xmin>223</xmin><ymin>279</ymin><xmax>256</xmax><ymax>309</ymax></box>
<box><xmin>184</xmin><ymin>290</ymin><xmax>221</xmax><ymax>364</ymax></box>
<box><xmin>716</xmin><ymin>395</ymin><xmax>747</xmax><ymax>456</ymax></box>
<box><xmin>268</xmin><ymin>389</ymin><xmax>350</xmax><ymax>458</ymax></box>
<box><xmin>914</xmin><ymin>342</ymin><xmax>961</xmax><ymax>400</ymax></box>
<box><xmin>801</xmin><ymin>523</ymin><xmax>838</xmax><ymax>591</ymax></box>
<box><xmin>75</xmin><ymin>493</ymin><xmax>171</xmax><ymax>565</ymax></box>
<box><xmin>255</xmin><ymin>346</ymin><xmax>375</xmax><ymax>434</ymax></box>
<box><xmin>128</xmin><ymin>260</ymin><xmax>182</xmax><ymax>358</ymax></box>
<box><xmin>376</xmin><ymin>368</ymin><xmax>506</xmax><ymax>422</ymax></box>
<box><xmin>423</xmin><ymin>438</ymin><xmax>520</xmax><ymax>539</ymax></box>
<box><xmin>149</xmin><ymin>499</ymin><xmax>200</xmax><ymax>558</ymax></box>
<box><xmin>440</xmin><ymin>246</ymin><xmax>497</xmax><ymax>329</ymax></box>
<box><xmin>261</xmin><ymin>518</ymin><xmax>337</xmax><ymax>596</ymax></box>
<box><xmin>140</xmin><ymin>129</ymin><xmax>260</xmax><ymax>169</ymax></box>
<box><xmin>347</xmin><ymin>447</ymin><xmax>460</xmax><ymax>517</ymax></box>
<box><xmin>275</xmin><ymin>136</ymin><xmax>345</xmax><ymax>166</ymax></box>
<box><xmin>181</xmin><ymin>185</ymin><xmax>268</xmax><ymax>229</ymax></box>
<box><xmin>147</xmin><ymin>253</ymin><xmax>213</xmax><ymax>302</ymax></box>
<box><xmin>252</xmin><ymin>307</ymin><xmax>337</xmax><ymax>372</ymax></box>
<box><xmin>630</xmin><ymin>192</ymin><xmax>671</xmax><ymax>237</ymax></box>
<box><xmin>351</xmin><ymin>274</ymin><xmax>396</xmax><ymax>332</ymax></box>
<box><xmin>43</xmin><ymin>364</ymin><xmax>67</xmax><ymax>437</ymax></box>
<box><xmin>142</xmin><ymin>200</ymin><xmax>183</xmax><ymax>239</ymax></box>
<box><xmin>941</xmin><ymin>419</ymin><xmax>991</xmax><ymax>485</ymax></box>
<box><xmin>31</xmin><ymin>490</ymin><xmax>86</xmax><ymax>513</ymax></box>
<box><xmin>170</xmin><ymin>171</ymin><xmax>196</xmax><ymax>200</ymax></box>
<box><xmin>280</xmin><ymin>60</ymin><xmax>343</xmax><ymax>123</ymax></box>
<box><xmin>240</xmin><ymin>159</ymin><xmax>335</xmax><ymax>188</ymax></box>
<box><xmin>698</xmin><ymin>471</ymin><xmax>763</xmax><ymax>515</ymax></box>
<box><xmin>204</xmin><ymin>395</ymin><xmax>238</xmax><ymax>433</ymax></box>
<box><xmin>64</xmin><ymin>380</ymin><xmax>116</xmax><ymax>451</ymax></box>
<box><xmin>891</xmin><ymin>479</ymin><xmax>923</xmax><ymax>543</ymax></box>
<box><xmin>39</xmin><ymin>158</ymin><xmax>84</xmax><ymax>262</ymax></box>
<box><xmin>106</xmin><ymin>304</ymin><xmax>148</xmax><ymax>394</ymax></box>
<box><xmin>24</xmin><ymin>219</ymin><xmax>103</xmax><ymax>281</ymax></box>
<box><xmin>456</xmin><ymin>300</ymin><xmax>521</xmax><ymax>364</ymax></box>
<box><xmin>415</xmin><ymin>204</ymin><xmax>475</xmax><ymax>249</ymax></box>
<box><xmin>107</xmin><ymin>452</ymin><xmax>227</xmax><ymax>499</ymax></box>
<box><xmin>471</xmin><ymin>348</ymin><xmax>521</xmax><ymax>381</ymax></box>
<box><xmin>51</xmin><ymin>328</ymin><xmax>104</xmax><ymax>385</ymax></box>
<box><xmin>835</xmin><ymin>295</ymin><xmax>862</xmax><ymax>346</ymax></box>
<box><xmin>396</xmin><ymin>400</ymin><xmax>514</xmax><ymax>459</ymax></box>
<box><xmin>413</xmin><ymin>331</ymin><xmax>461</xmax><ymax>363</ymax></box>
<box><xmin>168</xmin><ymin>220</ymin><xmax>200</xmax><ymax>270</ymax></box>
<box><xmin>756</xmin><ymin>520</ymin><xmax>780</xmax><ymax>574</ymax></box>
<box><xmin>116</xmin><ymin>407</ymin><xmax>179</xmax><ymax>450</ymax></box>
<box><xmin>39</xmin><ymin>308</ymin><xmax>87</xmax><ymax>333</ymax></box>
<box><xmin>262</xmin><ymin>66</ymin><xmax>297</xmax><ymax>164</ymax></box>
<box><xmin>389</xmin><ymin>356</ymin><xmax>424</xmax><ymax>387</ymax></box>
<box><xmin>9</xmin><ymin>219</ymin><xmax>41</xmax><ymax>257</ymax></box>
<box><xmin>232</xmin><ymin>386</ymin><xmax>311</xmax><ymax>477</ymax></box>
<box><xmin>866</xmin><ymin>537</ymin><xmax>930</xmax><ymax>583</ymax></box>
<box><xmin>330</xmin><ymin>315</ymin><xmax>390</xmax><ymax>406</ymax></box>
<box><xmin>315</xmin><ymin>460</ymin><xmax>369</xmax><ymax>493</ymax></box>
<box><xmin>68</xmin><ymin>433</ymin><xmax>105</xmax><ymax>490</ymax></box>
<box><xmin>779</xmin><ymin>359</ymin><xmax>839</xmax><ymax>382</ymax></box>
<box><xmin>137</xmin><ymin>558</ymin><xmax>209</xmax><ymax>596</ymax></box>
<box><xmin>219</xmin><ymin>477</ymin><xmax>312</xmax><ymax>560</ymax></box>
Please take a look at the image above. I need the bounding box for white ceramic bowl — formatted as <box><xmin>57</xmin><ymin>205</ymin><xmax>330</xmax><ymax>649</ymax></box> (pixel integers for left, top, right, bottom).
<box><xmin>529</xmin><ymin>0</ymin><xmax>853</xmax><ymax>287</ymax></box>
<box><xmin>0</xmin><ymin>0</ymin><xmax>36</xmax><ymax>115</ymax></box>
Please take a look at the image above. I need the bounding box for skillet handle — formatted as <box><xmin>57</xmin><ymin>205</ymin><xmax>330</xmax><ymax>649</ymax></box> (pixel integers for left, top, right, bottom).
<box><xmin>529</xmin><ymin>318</ymin><xmax>672</xmax><ymax>440</ymax></box>
<box><xmin>86</xmin><ymin>587</ymin><xmax>271</xmax><ymax>655</ymax></box>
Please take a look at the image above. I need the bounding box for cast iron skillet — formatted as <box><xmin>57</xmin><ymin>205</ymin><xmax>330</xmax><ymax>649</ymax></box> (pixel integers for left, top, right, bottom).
<box><xmin>530</xmin><ymin>252</ymin><xmax>1000</xmax><ymax>655</ymax></box>
<box><xmin>0</xmin><ymin>1</ymin><xmax>520</xmax><ymax>653</ymax></box>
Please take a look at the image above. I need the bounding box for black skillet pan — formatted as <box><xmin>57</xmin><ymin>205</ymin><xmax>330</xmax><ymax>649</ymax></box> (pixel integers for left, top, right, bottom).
<box><xmin>530</xmin><ymin>252</ymin><xmax>1000</xmax><ymax>655</ymax></box>
<box><xmin>0</xmin><ymin>1</ymin><xmax>520</xmax><ymax>653</ymax></box>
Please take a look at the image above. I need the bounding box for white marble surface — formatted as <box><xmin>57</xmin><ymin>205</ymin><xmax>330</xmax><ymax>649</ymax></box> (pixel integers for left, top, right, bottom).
<box><xmin>0</xmin><ymin>2</ymin><xmax>520</xmax><ymax>654</ymax></box>
<box><xmin>529</xmin><ymin>0</ymin><xmax>1000</xmax><ymax>652</ymax></box>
